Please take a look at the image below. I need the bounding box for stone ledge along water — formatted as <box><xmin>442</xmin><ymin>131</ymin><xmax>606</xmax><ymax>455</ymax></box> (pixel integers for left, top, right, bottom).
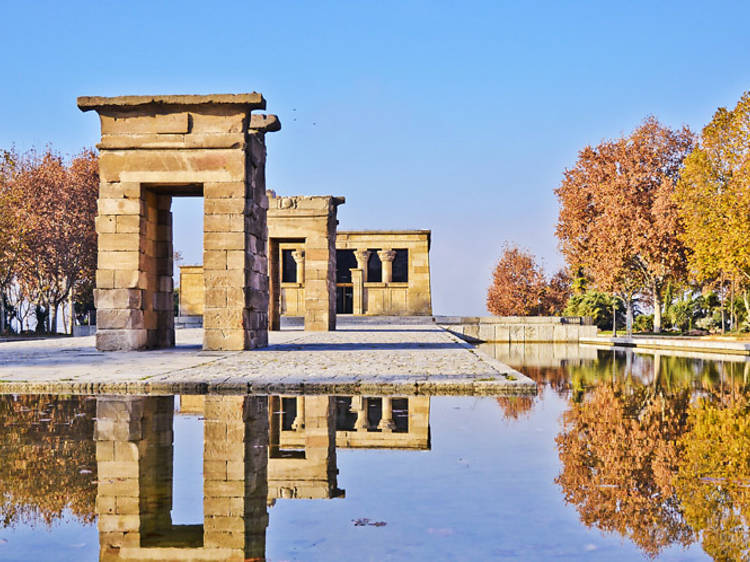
<box><xmin>0</xmin><ymin>324</ymin><xmax>535</xmax><ymax>397</ymax></box>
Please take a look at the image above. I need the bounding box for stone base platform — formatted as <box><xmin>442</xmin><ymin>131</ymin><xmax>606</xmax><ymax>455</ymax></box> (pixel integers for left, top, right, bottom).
<box><xmin>0</xmin><ymin>324</ymin><xmax>534</xmax><ymax>396</ymax></box>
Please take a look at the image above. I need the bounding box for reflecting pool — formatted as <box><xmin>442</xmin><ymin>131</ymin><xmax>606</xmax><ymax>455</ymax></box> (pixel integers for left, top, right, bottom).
<box><xmin>0</xmin><ymin>345</ymin><xmax>748</xmax><ymax>560</ymax></box>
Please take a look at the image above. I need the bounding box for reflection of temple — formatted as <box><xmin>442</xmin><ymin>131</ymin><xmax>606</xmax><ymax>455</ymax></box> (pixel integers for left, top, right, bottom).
<box><xmin>95</xmin><ymin>394</ymin><xmax>430</xmax><ymax>560</ymax></box>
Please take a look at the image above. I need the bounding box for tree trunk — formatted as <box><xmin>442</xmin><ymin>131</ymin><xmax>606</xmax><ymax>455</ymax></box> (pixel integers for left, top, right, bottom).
<box><xmin>625</xmin><ymin>298</ymin><xmax>633</xmax><ymax>337</ymax></box>
<box><xmin>612</xmin><ymin>301</ymin><xmax>617</xmax><ymax>337</ymax></box>
<box><xmin>653</xmin><ymin>287</ymin><xmax>663</xmax><ymax>333</ymax></box>
<box><xmin>68</xmin><ymin>291</ymin><xmax>75</xmax><ymax>334</ymax></box>
<box><xmin>50</xmin><ymin>302</ymin><xmax>57</xmax><ymax>335</ymax></box>
<box><xmin>0</xmin><ymin>296</ymin><xmax>4</xmax><ymax>334</ymax></box>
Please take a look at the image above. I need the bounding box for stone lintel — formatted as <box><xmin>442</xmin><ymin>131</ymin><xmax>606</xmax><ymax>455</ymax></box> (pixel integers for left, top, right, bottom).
<box><xmin>337</xmin><ymin>229</ymin><xmax>431</xmax><ymax>249</ymax></box>
<box><xmin>78</xmin><ymin>93</ymin><xmax>266</xmax><ymax>112</ymax></box>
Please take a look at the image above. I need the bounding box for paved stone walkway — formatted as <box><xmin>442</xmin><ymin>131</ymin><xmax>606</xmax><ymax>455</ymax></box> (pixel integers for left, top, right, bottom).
<box><xmin>0</xmin><ymin>324</ymin><xmax>534</xmax><ymax>396</ymax></box>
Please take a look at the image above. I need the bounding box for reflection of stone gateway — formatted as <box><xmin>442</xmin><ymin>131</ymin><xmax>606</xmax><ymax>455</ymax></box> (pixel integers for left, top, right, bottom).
<box><xmin>95</xmin><ymin>395</ymin><xmax>269</xmax><ymax>561</ymax></box>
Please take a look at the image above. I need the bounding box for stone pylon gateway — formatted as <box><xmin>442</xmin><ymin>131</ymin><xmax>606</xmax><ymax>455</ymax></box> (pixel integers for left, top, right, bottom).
<box><xmin>78</xmin><ymin>94</ymin><xmax>279</xmax><ymax>351</ymax></box>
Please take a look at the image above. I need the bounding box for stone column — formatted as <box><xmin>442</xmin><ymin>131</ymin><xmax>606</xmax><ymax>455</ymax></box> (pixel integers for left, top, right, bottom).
<box><xmin>268</xmin><ymin>239</ymin><xmax>281</xmax><ymax>331</ymax></box>
<box><xmin>354</xmin><ymin>250</ymin><xmax>370</xmax><ymax>282</ymax></box>
<box><xmin>378</xmin><ymin>249</ymin><xmax>396</xmax><ymax>284</ymax></box>
<box><xmin>351</xmin><ymin>396</ymin><xmax>369</xmax><ymax>431</ymax></box>
<box><xmin>350</xmin><ymin>268</ymin><xmax>364</xmax><ymax>315</ymax></box>
<box><xmin>351</xmin><ymin>249</ymin><xmax>370</xmax><ymax>316</ymax></box>
<box><xmin>292</xmin><ymin>249</ymin><xmax>305</xmax><ymax>285</ymax></box>
<box><xmin>291</xmin><ymin>396</ymin><xmax>305</xmax><ymax>431</ymax></box>
<box><xmin>303</xmin><ymin>221</ymin><xmax>337</xmax><ymax>331</ymax></box>
<box><xmin>378</xmin><ymin>397</ymin><xmax>397</xmax><ymax>432</ymax></box>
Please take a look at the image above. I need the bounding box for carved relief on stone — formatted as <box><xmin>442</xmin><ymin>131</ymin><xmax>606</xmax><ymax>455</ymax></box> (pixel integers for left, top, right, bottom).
<box><xmin>280</xmin><ymin>197</ymin><xmax>297</xmax><ymax>209</ymax></box>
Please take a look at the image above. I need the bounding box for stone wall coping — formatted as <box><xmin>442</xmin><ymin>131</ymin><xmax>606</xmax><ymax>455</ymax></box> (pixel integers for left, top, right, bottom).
<box><xmin>78</xmin><ymin>93</ymin><xmax>266</xmax><ymax>111</ymax></box>
<box><xmin>581</xmin><ymin>335</ymin><xmax>750</xmax><ymax>354</ymax></box>
<box><xmin>268</xmin><ymin>193</ymin><xmax>345</xmax><ymax>204</ymax></box>
<box><xmin>437</xmin><ymin>316</ymin><xmax>591</xmax><ymax>325</ymax></box>
<box><xmin>338</xmin><ymin>229</ymin><xmax>431</xmax><ymax>236</ymax></box>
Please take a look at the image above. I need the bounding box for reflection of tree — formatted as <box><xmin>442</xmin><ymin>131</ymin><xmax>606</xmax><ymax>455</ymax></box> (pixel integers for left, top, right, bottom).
<box><xmin>0</xmin><ymin>395</ymin><xmax>96</xmax><ymax>527</ymax></box>
<box><xmin>555</xmin><ymin>385</ymin><xmax>694</xmax><ymax>557</ymax></box>
<box><xmin>495</xmin><ymin>396</ymin><xmax>535</xmax><ymax>420</ymax></box>
<box><xmin>676</xmin><ymin>394</ymin><xmax>750</xmax><ymax>562</ymax></box>
<box><xmin>495</xmin><ymin>367</ymin><xmax>565</xmax><ymax>420</ymax></box>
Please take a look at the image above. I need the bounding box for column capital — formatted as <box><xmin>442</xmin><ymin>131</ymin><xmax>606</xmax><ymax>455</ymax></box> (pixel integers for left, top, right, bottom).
<box><xmin>291</xmin><ymin>249</ymin><xmax>305</xmax><ymax>263</ymax></box>
<box><xmin>377</xmin><ymin>249</ymin><xmax>396</xmax><ymax>263</ymax></box>
<box><xmin>354</xmin><ymin>249</ymin><xmax>371</xmax><ymax>270</ymax></box>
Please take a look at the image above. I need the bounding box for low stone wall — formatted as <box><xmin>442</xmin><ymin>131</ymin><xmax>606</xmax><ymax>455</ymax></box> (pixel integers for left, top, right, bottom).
<box><xmin>440</xmin><ymin>316</ymin><xmax>597</xmax><ymax>343</ymax></box>
<box><xmin>581</xmin><ymin>335</ymin><xmax>750</xmax><ymax>357</ymax></box>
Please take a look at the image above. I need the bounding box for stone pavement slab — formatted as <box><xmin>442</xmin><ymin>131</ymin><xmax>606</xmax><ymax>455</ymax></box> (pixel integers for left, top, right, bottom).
<box><xmin>0</xmin><ymin>324</ymin><xmax>535</xmax><ymax>396</ymax></box>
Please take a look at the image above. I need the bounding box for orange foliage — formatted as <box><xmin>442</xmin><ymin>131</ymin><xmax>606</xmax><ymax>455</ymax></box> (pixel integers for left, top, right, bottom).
<box><xmin>555</xmin><ymin>118</ymin><xmax>694</xmax><ymax>331</ymax></box>
<box><xmin>555</xmin><ymin>385</ymin><xmax>693</xmax><ymax>557</ymax></box>
<box><xmin>0</xmin><ymin>395</ymin><xmax>97</xmax><ymax>527</ymax></box>
<box><xmin>10</xmin><ymin>148</ymin><xmax>98</xmax><ymax>332</ymax></box>
<box><xmin>486</xmin><ymin>243</ymin><xmax>547</xmax><ymax>316</ymax></box>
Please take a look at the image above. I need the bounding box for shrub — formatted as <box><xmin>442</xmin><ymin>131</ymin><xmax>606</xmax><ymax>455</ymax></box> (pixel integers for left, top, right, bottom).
<box><xmin>633</xmin><ymin>314</ymin><xmax>653</xmax><ymax>333</ymax></box>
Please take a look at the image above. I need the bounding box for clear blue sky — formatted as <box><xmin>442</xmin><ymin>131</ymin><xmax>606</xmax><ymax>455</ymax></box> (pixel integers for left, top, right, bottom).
<box><xmin>2</xmin><ymin>0</ymin><xmax>749</xmax><ymax>314</ymax></box>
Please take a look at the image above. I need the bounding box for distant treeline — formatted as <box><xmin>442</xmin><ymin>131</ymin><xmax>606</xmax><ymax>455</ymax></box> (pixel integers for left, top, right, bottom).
<box><xmin>488</xmin><ymin>91</ymin><xmax>750</xmax><ymax>335</ymax></box>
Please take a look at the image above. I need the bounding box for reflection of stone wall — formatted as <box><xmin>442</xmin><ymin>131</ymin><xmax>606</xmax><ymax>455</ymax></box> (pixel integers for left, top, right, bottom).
<box><xmin>95</xmin><ymin>395</ymin><xmax>269</xmax><ymax>561</ymax></box>
<box><xmin>337</xmin><ymin>230</ymin><xmax>432</xmax><ymax>316</ymax></box>
<box><xmin>479</xmin><ymin>342</ymin><xmax>599</xmax><ymax>368</ymax></box>
<box><xmin>268</xmin><ymin>396</ymin><xmax>341</xmax><ymax>500</ymax></box>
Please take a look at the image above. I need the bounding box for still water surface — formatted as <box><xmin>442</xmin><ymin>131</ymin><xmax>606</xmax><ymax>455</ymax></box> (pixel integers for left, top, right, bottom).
<box><xmin>0</xmin><ymin>344</ymin><xmax>748</xmax><ymax>561</ymax></box>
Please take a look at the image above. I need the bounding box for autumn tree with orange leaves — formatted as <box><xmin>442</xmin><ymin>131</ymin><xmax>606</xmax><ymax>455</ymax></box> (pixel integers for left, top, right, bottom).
<box><xmin>486</xmin><ymin>243</ymin><xmax>569</xmax><ymax>316</ymax></box>
<box><xmin>0</xmin><ymin>147</ymin><xmax>98</xmax><ymax>334</ymax></box>
<box><xmin>555</xmin><ymin>118</ymin><xmax>694</xmax><ymax>333</ymax></box>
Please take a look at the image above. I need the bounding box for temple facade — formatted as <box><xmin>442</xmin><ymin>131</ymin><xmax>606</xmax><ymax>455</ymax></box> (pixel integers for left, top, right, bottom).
<box><xmin>179</xmin><ymin>224</ymin><xmax>432</xmax><ymax>321</ymax></box>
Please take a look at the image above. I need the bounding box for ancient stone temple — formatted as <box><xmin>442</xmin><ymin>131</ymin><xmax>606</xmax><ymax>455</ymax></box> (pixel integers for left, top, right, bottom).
<box><xmin>78</xmin><ymin>94</ymin><xmax>279</xmax><ymax>351</ymax></box>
